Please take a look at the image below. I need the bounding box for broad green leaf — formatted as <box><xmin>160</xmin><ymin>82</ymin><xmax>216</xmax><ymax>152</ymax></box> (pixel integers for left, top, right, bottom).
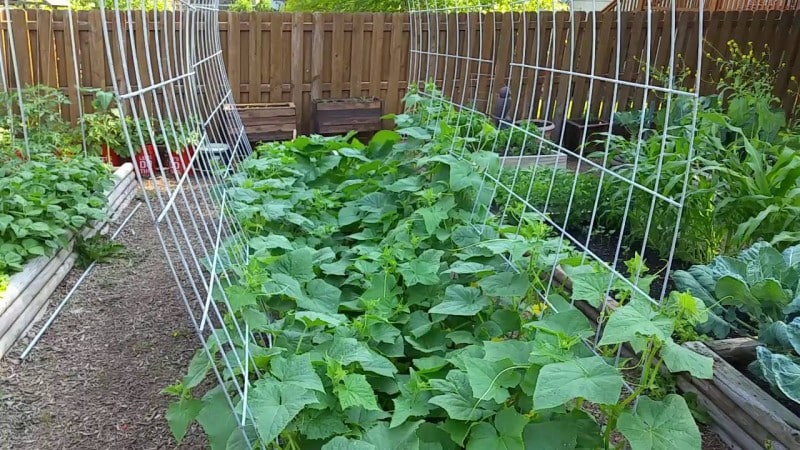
<box><xmin>464</xmin><ymin>357</ymin><xmax>522</xmax><ymax>403</ymax></box>
<box><xmin>386</xmin><ymin>175</ymin><xmax>425</xmax><ymax>193</ymax></box>
<box><xmin>617</xmin><ymin>395</ymin><xmax>701</xmax><ymax>450</ymax></box>
<box><xmin>391</xmin><ymin>392</ymin><xmax>432</xmax><ymax>428</ymax></box>
<box><xmin>760</xmin><ymin>318</ymin><xmax>800</xmax><ymax>354</ymax></box>
<box><xmin>327</xmin><ymin>337</ymin><xmax>398</xmax><ymax>377</ymax></box>
<box><xmin>322</xmin><ymin>436</ymin><xmax>377</xmax><ymax>450</ymax></box>
<box><xmin>295</xmin><ymin>311</ymin><xmax>347</xmax><ymax>328</ymax></box>
<box><xmin>442</xmin><ymin>261</ymin><xmax>495</xmax><ymax>275</ymax></box>
<box><xmin>165</xmin><ymin>397</ymin><xmax>203</xmax><ymax>443</ymax></box>
<box><xmin>398</xmin><ymin>249</ymin><xmax>444</xmax><ymax>286</ymax></box>
<box><xmin>196</xmin><ymin>387</ymin><xmax>241</xmax><ymax>450</ymax></box>
<box><xmin>466</xmin><ymin>408</ymin><xmax>527</xmax><ymax>450</ymax></box>
<box><xmin>271</xmin><ymin>354</ymin><xmax>325</xmax><ymax>392</ymax></box>
<box><xmin>270</xmin><ymin>247</ymin><xmax>316</xmax><ymax>282</ymax></box>
<box><xmin>570</xmin><ymin>272</ymin><xmax>614</xmax><ymax>307</ymax></box>
<box><xmin>182</xmin><ymin>348</ymin><xmax>212</xmax><ymax>389</ymax></box>
<box><xmin>526</xmin><ymin>309</ymin><xmax>593</xmax><ymax>339</ymax></box>
<box><xmin>429</xmin><ymin>285</ymin><xmax>489</xmax><ymax>316</ymax></box>
<box><xmin>298</xmin><ymin>410</ymin><xmax>349</xmax><ymax>440</ymax></box>
<box><xmin>533</xmin><ymin>356</ymin><xmax>624</xmax><ymax>409</ymax></box>
<box><xmin>598</xmin><ymin>298</ymin><xmax>673</xmax><ymax>346</ymax></box>
<box><xmin>321</xmin><ymin>258</ymin><xmax>350</xmax><ymax>276</ymax></box>
<box><xmin>478</xmin><ymin>272</ymin><xmax>530</xmax><ymax>297</ymax></box>
<box><xmin>751</xmin><ymin>346</ymin><xmax>800</xmax><ymax>403</ymax></box>
<box><xmin>249</xmin><ymin>379</ymin><xmax>318</xmax><ymax>443</ymax></box>
<box><xmin>265</xmin><ymin>273</ymin><xmax>306</xmax><ymax>301</ymax></box>
<box><xmin>451</xmin><ymin>225</ymin><xmax>483</xmax><ymax>247</ymax></box>
<box><xmin>335</xmin><ymin>373</ymin><xmax>381</xmax><ymax>411</ymax></box>
<box><xmin>223</xmin><ymin>285</ymin><xmax>258</xmax><ymax>312</ymax></box>
<box><xmin>338</xmin><ymin>205</ymin><xmax>361</xmax><ymax>226</ymax></box>
<box><xmin>440</xmin><ymin>419</ymin><xmax>471</xmax><ymax>447</ymax></box>
<box><xmin>363</xmin><ymin>420</ymin><xmax>422</xmax><ymax>450</ymax></box>
<box><xmin>450</xmin><ymin>159</ymin><xmax>477</xmax><ymax>192</ymax></box>
<box><xmin>429</xmin><ymin>370</ymin><xmax>498</xmax><ymax>421</ymax></box>
<box><xmin>523</xmin><ymin>409</ymin><xmax>603</xmax><ymax>450</ymax></box>
<box><xmin>661</xmin><ymin>341</ymin><xmax>714</xmax><ymax>379</ymax></box>
<box><xmin>250</xmin><ymin>234</ymin><xmax>293</xmax><ymax>251</ymax></box>
<box><xmin>483</xmin><ymin>340</ymin><xmax>534</xmax><ymax>365</ymax></box>
<box><xmin>303</xmin><ymin>279</ymin><xmax>342</xmax><ymax>314</ymax></box>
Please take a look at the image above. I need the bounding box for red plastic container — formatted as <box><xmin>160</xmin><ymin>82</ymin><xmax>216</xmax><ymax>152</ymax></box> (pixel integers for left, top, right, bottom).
<box><xmin>135</xmin><ymin>144</ymin><xmax>158</xmax><ymax>178</ymax></box>
<box><xmin>100</xmin><ymin>144</ymin><xmax>123</xmax><ymax>167</ymax></box>
<box><xmin>170</xmin><ymin>145</ymin><xmax>195</xmax><ymax>177</ymax></box>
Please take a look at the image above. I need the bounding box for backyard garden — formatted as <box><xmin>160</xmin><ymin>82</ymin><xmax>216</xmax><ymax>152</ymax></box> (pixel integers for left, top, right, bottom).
<box><xmin>1</xmin><ymin>6</ymin><xmax>800</xmax><ymax>450</ymax></box>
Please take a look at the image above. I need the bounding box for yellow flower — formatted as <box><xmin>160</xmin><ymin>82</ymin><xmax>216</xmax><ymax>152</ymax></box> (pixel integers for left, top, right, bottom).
<box><xmin>531</xmin><ymin>302</ymin><xmax>549</xmax><ymax>315</ymax></box>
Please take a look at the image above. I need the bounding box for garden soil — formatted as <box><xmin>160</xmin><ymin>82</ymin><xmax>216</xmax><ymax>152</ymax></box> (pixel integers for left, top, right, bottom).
<box><xmin>0</xmin><ymin>179</ymin><xmax>730</xmax><ymax>450</ymax></box>
<box><xmin>0</xmin><ymin>183</ymin><xmax>206</xmax><ymax>449</ymax></box>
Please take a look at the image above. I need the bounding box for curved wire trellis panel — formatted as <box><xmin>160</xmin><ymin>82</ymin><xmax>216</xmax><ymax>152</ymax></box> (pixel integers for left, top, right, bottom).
<box><xmin>406</xmin><ymin>1</ymin><xmax>704</xmax><ymax>316</ymax></box>
<box><xmin>99</xmin><ymin>1</ymin><xmax>260</xmax><ymax>443</ymax></box>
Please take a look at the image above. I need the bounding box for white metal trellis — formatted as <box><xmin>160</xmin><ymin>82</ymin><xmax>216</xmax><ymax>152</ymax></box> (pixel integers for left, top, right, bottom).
<box><xmin>99</xmin><ymin>0</ymin><xmax>260</xmax><ymax>443</ymax></box>
<box><xmin>407</xmin><ymin>0</ymin><xmax>703</xmax><ymax>313</ymax></box>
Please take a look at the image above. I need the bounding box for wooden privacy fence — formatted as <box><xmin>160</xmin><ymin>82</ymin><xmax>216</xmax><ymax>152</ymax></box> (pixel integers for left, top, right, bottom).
<box><xmin>1</xmin><ymin>10</ymin><xmax>799</xmax><ymax>134</ymax></box>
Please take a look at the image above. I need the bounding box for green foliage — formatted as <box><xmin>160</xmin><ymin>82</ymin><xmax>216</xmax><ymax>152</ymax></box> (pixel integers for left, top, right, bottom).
<box><xmin>588</xmin><ymin>43</ymin><xmax>800</xmax><ymax>264</ymax></box>
<box><xmin>0</xmin><ymin>85</ymin><xmax>83</xmax><ymax>159</ymax></box>
<box><xmin>80</xmin><ymin>89</ymin><xmax>133</xmax><ymax>158</ymax></box>
<box><xmin>74</xmin><ymin>234</ymin><xmax>126</xmax><ymax>269</ymax></box>
<box><xmin>164</xmin><ymin>101</ymin><xmax>710</xmax><ymax>448</ymax></box>
<box><xmin>0</xmin><ymin>155</ymin><xmax>113</xmax><ymax>283</ymax></box>
<box><xmin>283</xmin><ymin>0</ymin><xmax>567</xmax><ymax>12</ymax></box>
<box><xmin>674</xmin><ymin>241</ymin><xmax>800</xmax><ymax>406</ymax></box>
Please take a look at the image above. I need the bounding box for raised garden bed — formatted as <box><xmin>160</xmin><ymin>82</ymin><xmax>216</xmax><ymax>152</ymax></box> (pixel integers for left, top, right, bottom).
<box><xmin>0</xmin><ymin>163</ymin><xmax>136</xmax><ymax>359</ymax></box>
<box><xmin>312</xmin><ymin>97</ymin><xmax>383</xmax><ymax>135</ymax></box>
<box><xmin>225</xmin><ymin>102</ymin><xmax>297</xmax><ymax>143</ymax></box>
<box><xmin>678</xmin><ymin>340</ymin><xmax>800</xmax><ymax>450</ymax></box>
<box><xmin>500</xmin><ymin>152</ymin><xmax>567</xmax><ymax>169</ymax></box>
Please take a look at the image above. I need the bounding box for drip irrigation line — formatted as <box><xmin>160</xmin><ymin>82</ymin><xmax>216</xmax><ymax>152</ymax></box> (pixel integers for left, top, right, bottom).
<box><xmin>19</xmin><ymin>201</ymin><xmax>143</xmax><ymax>360</ymax></box>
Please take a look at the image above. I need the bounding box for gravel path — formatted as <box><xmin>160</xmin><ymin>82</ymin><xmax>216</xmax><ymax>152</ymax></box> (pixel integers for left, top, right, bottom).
<box><xmin>0</xmin><ymin>187</ymin><xmax>206</xmax><ymax>450</ymax></box>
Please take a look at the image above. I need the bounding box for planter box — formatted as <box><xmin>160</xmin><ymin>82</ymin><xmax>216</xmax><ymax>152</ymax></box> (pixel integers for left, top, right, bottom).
<box><xmin>677</xmin><ymin>340</ymin><xmax>800</xmax><ymax>450</ymax></box>
<box><xmin>500</xmin><ymin>153</ymin><xmax>567</xmax><ymax>170</ymax></box>
<box><xmin>225</xmin><ymin>102</ymin><xmax>297</xmax><ymax>143</ymax></box>
<box><xmin>312</xmin><ymin>97</ymin><xmax>383</xmax><ymax>135</ymax></box>
<box><xmin>563</xmin><ymin>118</ymin><xmax>611</xmax><ymax>154</ymax></box>
<box><xmin>0</xmin><ymin>163</ymin><xmax>136</xmax><ymax>359</ymax></box>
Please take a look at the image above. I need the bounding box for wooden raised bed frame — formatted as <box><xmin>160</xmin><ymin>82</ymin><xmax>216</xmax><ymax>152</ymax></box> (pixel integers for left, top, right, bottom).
<box><xmin>0</xmin><ymin>163</ymin><xmax>136</xmax><ymax>359</ymax></box>
<box><xmin>312</xmin><ymin>97</ymin><xmax>383</xmax><ymax>135</ymax></box>
<box><xmin>225</xmin><ymin>102</ymin><xmax>297</xmax><ymax>143</ymax></box>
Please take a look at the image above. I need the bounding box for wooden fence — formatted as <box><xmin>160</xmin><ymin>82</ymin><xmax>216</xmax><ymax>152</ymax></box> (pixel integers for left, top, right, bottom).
<box><xmin>1</xmin><ymin>10</ymin><xmax>799</xmax><ymax>134</ymax></box>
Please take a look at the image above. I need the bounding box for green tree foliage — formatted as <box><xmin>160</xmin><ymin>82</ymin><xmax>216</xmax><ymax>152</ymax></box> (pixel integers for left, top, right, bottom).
<box><xmin>284</xmin><ymin>0</ymin><xmax>567</xmax><ymax>13</ymax></box>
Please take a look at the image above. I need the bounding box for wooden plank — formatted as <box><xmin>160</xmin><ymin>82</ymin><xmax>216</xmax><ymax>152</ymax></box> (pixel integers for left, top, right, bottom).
<box><xmin>227</xmin><ymin>12</ymin><xmax>241</xmax><ymax>103</ymax></box>
<box><xmin>87</xmin><ymin>10</ymin><xmax>105</xmax><ymax>92</ymax></box>
<box><xmin>269</xmin><ymin>14</ymin><xmax>283</xmax><ymax>102</ymax></box>
<box><xmin>311</xmin><ymin>13</ymin><xmax>324</xmax><ymax>101</ymax></box>
<box><xmin>368</xmin><ymin>13</ymin><xmax>384</xmax><ymax>99</ymax></box>
<box><xmin>331</xmin><ymin>14</ymin><xmax>344</xmax><ymax>98</ymax></box>
<box><xmin>249</xmin><ymin>12</ymin><xmax>262</xmax><ymax>103</ymax></box>
<box><xmin>385</xmin><ymin>14</ymin><xmax>404</xmax><ymax>121</ymax></box>
<box><xmin>10</xmin><ymin>10</ymin><xmax>33</xmax><ymax>87</ymax></box>
<box><xmin>350</xmin><ymin>14</ymin><xmax>364</xmax><ymax>98</ymax></box>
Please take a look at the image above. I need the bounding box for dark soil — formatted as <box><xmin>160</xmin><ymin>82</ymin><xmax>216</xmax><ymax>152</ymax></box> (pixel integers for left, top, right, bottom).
<box><xmin>0</xmin><ymin>186</ymin><xmax>206</xmax><ymax>450</ymax></box>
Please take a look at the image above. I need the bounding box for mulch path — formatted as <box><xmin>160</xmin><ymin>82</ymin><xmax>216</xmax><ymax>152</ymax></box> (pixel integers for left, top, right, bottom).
<box><xmin>0</xmin><ymin>186</ymin><xmax>206</xmax><ymax>450</ymax></box>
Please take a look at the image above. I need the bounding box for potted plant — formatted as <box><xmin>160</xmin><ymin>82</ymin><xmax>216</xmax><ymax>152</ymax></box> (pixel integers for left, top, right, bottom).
<box><xmin>81</xmin><ymin>89</ymin><xmax>130</xmax><ymax>167</ymax></box>
<box><xmin>312</xmin><ymin>97</ymin><xmax>383</xmax><ymax>135</ymax></box>
<box><xmin>158</xmin><ymin>117</ymin><xmax>201</xmax><ymax>177</ymax></box>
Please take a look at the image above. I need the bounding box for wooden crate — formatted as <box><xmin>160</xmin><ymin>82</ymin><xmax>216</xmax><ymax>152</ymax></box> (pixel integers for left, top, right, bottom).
<box><xmin>312</xmin><ymin>97</ymin><xmax>383</xmax><ymax>135</ymax></box>
<box><xmin>225</xmin><ymin>102</ymin><xmax>297</xmax><ymax>142</ymax></box>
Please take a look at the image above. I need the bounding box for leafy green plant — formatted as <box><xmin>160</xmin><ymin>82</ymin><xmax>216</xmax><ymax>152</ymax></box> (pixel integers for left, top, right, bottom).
<box><xmin>673</xmin><ymin>241</ymin><xmax>800</xmax><ymax>338</ymax></box>
<box><xmin>74</xmin><ymin>234</ymin><xmax>126</xmax><ymax>269</ymax></box>
<box><xmin>0</xmin><ymin>155</ymin><xmax>113</xmax><ymax>283</ymax></box>
<box><xmin>0</xmin><ymin>85</ymin><xmax>74</xmax><ymax>157</ymax></box>
<box><xmin>164</xmin><ymin>118</ymin><xmax>711</xmax><ymax>449</ymax></box>
<box><xmin>81</xmin><ymin>89</ymin><xmax>132</xmax><ymax>158</ymax></box>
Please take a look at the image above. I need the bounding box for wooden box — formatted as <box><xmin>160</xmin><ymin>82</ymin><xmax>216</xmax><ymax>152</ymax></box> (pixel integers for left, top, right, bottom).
<box><xmin>312</xmin><ymin>97</ymin><xmax>383</xmax><ymax>135</ymax></box>
<box><xmin>225</xmin><ymin>102</ymin><xmax>297</xmax><ymax>143</ymax></box>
